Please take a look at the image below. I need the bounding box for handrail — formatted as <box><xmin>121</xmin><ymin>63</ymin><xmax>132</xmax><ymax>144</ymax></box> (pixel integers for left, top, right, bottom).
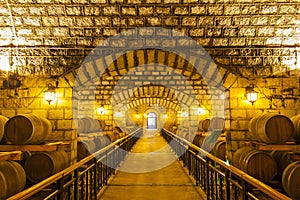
<box><xmin>162</xmin><ymin>128</ymin><xmax>291</xmax><ymax>200</ymax></box>
<box><xmin>8</xmin><ymin>128</ymin><xmax>141</xmax><ymax>200</ymax></box>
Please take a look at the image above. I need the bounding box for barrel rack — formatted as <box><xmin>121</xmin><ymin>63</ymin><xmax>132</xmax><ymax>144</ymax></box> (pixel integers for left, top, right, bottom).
<box><xmin>0</xmin><ymin>142</ymin><xmax>71</xmax><ymax>152</ymax></box>
<box><xmin>0</xmin><ymin>151</ymin><xmax>22</xmax><ymax>161</ymax></box>
<box><xmin>244</xmin><ymin>141</ymin><xmax>300</xmax><ymax>161</ymax></box>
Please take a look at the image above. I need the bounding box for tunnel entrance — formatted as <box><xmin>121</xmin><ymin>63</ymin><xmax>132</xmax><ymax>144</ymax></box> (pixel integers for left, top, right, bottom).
<box><xmin>147</xmin><ymin>112</ymin><xmax>157</xmax><ymax>129</ymax></box>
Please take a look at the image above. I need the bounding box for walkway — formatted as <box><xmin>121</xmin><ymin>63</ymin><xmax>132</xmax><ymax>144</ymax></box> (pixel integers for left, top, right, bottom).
<box><xmin>98</xmin><ymin>130</ymin><xmax>206</xmax><ymax>200</ymax></box>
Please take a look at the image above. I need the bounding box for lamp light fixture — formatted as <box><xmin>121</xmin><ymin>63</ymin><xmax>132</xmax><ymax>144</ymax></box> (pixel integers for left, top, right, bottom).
<box><xmin>96</xmin><ymin>106</ymin><xmax>106</xmax><ymax>115</ymax></box>
<box><xmin>44</xmin><ymin>83</ymin><xmax>56</xmax><ymax>104</ymax></box>
<box><xmin>245</xmin><ymin>84</ymin><xmax>258</xmax><ymax>105</ymax></box>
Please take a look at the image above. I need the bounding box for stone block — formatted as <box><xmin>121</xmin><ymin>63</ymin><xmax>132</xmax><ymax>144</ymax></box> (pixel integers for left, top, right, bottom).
<box><xmin>208</xmin><ymin>5</ymin><xmax>223</xmax><ymax>15</ymax></box>
<box><xmin>241</xmin><ymin>5</ymin><xmax>259</xmax><ymax>15</ymax></box>
<box><xmin>57</xmin><ymin>119</ymin><xmax>73</xmax><ymax>129</ymax></box>
<box><xmin>261</xmin><ymin>5</ymin><xmax>278</xmax><ymax>14</ymax></box>
<box><xmin>156</xmin><ymin>7</ymin><xmax>171</xmax><ymax>15</ymax></box>
<box><xmin>224</xmin><ymin>5</ymin><xmax>241</xmax><ymax>15</ymax></box>
<box><xmin>174</xmin><ymin>7</ymin><xmax>189</xmax><ymax>15</ymax></box>
<box><xmin>42</xmin><ymin>17</ymin><xmax>59</xmax><ymax>26</ymax></box>
<box><xmin>66</xmin><ymin>6</ymin><xmax>82</xmax><ymax>16</ymax></box>
<box><xmin>102</xmin><ymin>6</ymin><xmax>120</xmax><ymax>15</ymax></box>
<box><xmin>49</xmin><ymin>109</ymin><xmax>64</xmax><ymax>119</ymax></box>
<box><xmin>279</xmin><ymin>5</ymin><xmax>297</xmax><ymax>14</ymax></box>
<box><xmin>251</xmin><ymin>16</ymin><xmax>268</xmax><ymax>26</ymax></box>
<box><xmin>182</xmin><ymin>17</ymin><xmax>197</xmax><ymax>26</ymax></box>
<box><xmin>138</xmin><ymin>7</ymin><xmax>154</xmax><ymax>15</ymax></box>
<box><xmin>121</xmin><ymin>7</ymin><xmax>136</xmax><ymax>15</ymax></box>
<box><xmin>191</xmin><ymin>5</ymin><xmax>206</xmax><ymax>15</ymax></box>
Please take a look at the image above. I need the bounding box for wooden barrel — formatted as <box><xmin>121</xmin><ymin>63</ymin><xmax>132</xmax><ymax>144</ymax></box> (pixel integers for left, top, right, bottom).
<box><xmin>233</xmin><ymin>147</ymin><xmax>277</xmax><ymax>182</ymax></box>
<box><xmin>209</xmin><ymin>117</ymin><xmax>225</xmax><ymax>132</ymax></box>
<box><xmin>24</xmin><ymin>151</ymin><xmax>69</xmax><ymax>183</ymax></box>
<box><xmin>192</xmin><ymin>135</ymin><xmax>205</xmax><ymax>147</ymax></box>
<box><xmin>77</xmin><ymin>139</ymin><xmax>96</xmax><ymax>161</ymax></box>
<box><xmin>282</xmin><ymin>161</ymin><xmax>300</xmax><ymax>199</ymax></box>
<box><xmin>0</xmin><ymin>160</ymin><xmax>26</xmax><ymax>199</ymax></box>
<box><xmin>290</xmin><ymin>114</ymin><xmax>300</xmax><ymax>143</ymax></box>
<box><xmin>106</xmin><ymin>131</ymin><xmax>120</xmax><ymax>142</ymax></box>
<box><xmin>198</xmin><ymin>119</ymin><xmax>210</xmax><ymax>132</ymax></box>
<box><xmin>0</xmin><ymin>115</ymin><xmax>8</xmax><ymax>143</ymax></box>
<box><xmin>248</xmin><ymin>116</ymin><xmax>259</xmax><ymax>140</ymax></box>
<box><xmin>94</xmin><ymin>135</ymin><xmax>111</xmax><ymax>151</ymax></box>
<box><xmin>213</xmin><ymin>140</ymin><xmax>226</xmax><ymax>160</ymax></box>
<box><xmin>4</xmin><ymin>114</ymin><xmax>52</xmax><ymax>144</ymax></box>
<box><xmin>249</xmin><ymin>113</ymin><xmax>294</xmax><ymax>144</ymax></box>
<box><xmin>77</xmin><ymin>117</ymin><xmax>101</xmax><ymax>133</ymax></box>
<box><xmin>271</xmin><ymin>151</ymin><xmax>291</xmax><ymax>175</ymax></box>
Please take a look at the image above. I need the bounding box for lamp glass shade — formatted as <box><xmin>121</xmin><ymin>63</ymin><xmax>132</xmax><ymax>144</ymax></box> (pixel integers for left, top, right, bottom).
<box><xmin>97</xmin><ymin>107</ymin><xmax>106</xmax><ymax>115</ymax></box>
<box><xmin>247</xmin><ymin>92</ymin><xmax>258</xmax><ymax>103</ymax></box>
<box><xmin>44</xmin><ymin>90</ymin><xmax>55</xmax><ymax>104</ymax></box>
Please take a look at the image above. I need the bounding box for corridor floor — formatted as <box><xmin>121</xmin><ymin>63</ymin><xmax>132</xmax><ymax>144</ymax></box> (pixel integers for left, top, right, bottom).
<box><xmin>98</xmin><ymin>131</ymin><xmax>206</xmax><ymax>200</ymax></box>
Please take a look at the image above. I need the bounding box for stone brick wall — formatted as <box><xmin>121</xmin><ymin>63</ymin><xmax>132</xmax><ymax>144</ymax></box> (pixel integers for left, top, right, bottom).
<box><xmin>0</xmin><ymin>0</ymin><xmax>300</xmax><ymax>163</ymax></box>
<box><xmin>0</xmin><ymin>76</ymin><xmax>77</xmax><ymax>164</ymax></box>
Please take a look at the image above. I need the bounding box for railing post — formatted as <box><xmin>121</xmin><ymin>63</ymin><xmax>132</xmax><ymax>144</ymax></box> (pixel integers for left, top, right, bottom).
<box><xmin>74</xmin><ymin>169</ymin><xmax>79</xmax><ymax>200</ymax></box>
<box><xmin>242</xmin><ymin>180</ymin><xmax>249</xmax><ymax>200</ymax></box>
<box><xmin>225</xmin><ymin>169</ymin><xmax>230</xmax><ymax>200</ymax></box>
<box><xmin>58</xmin><ymin>178</ymin><xmax>64</xmax><ymax>200</ymax></box>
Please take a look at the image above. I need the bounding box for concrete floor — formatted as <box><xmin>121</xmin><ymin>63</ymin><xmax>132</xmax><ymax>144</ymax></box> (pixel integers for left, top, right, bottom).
<box><xmin>98</xmin><ymin>130</ymin><xmax>206</xmax><ymax>200</ymax></box>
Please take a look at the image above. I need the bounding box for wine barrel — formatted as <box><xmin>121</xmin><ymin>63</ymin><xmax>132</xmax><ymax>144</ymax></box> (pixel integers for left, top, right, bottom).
<box><xmin>249</xmin><ymin>113</ymin><xmax>294</xmax><ymax>144</ymax></box>
<box><xmin>209</xmin><ymin>117</ymin><xmax>225</xmax><ymax>132</ymax></box>
<box><xmin>248</xmin><ymin>116</ymin><xmax>259</xmax><ymax>140</ymax></box>
<box><xmin>106</xmin><ymin>131</ymin><xmax>120</xmax><ymax>142</ymax></box>
<box><xmin>282</xmin><ymin>161</ymin><xmax>300</xmax><ymax>199</ymax></box>
<box><xmin>25</xmin><ymin>151</ymin><xmax>69</xmax><ymax>183</ymax></box>
<box><xmin>77</xmin><ymin>139</ymin><xmax>96</xmax><ymax>161</ymax></box>
<box><xmin>198</xmin><ymin>119</ymin><xmax>210</xmax><ymax>132</ymax></box>
<box><xmin>213</xmin><ymin>140</ymin><xmax>226</xmax><ymax>160</ymax></box>
<box><xmin>192</xmin><ymin>135</ymin><xmax>205</xmax><ymax>147</ymax></box>
<box><xmin>291</xmin><ymin>114</ymin><xmax>300</xmax><ymax>143</ymax></box>
<box><xmin>94</xmin><ymin>135</ymin><xmax>111</xmax><ymax>151</ymax></box>
<box><xmin>233</xmin><ymin>147</ymin><xmax>277</xmax><ymax>182</ymax></box>
<box><xmin>0</xmin><ymin>161</ymin><xmax>26</xmax><ymax>199</ymax></box>
<box><xmin>77</xmin><ymin>117</ymin><xmax>101</xmax><ymax>133</ymax></box>
<box><xmin>271</xmin><ymin>151</ymin><xmax>291</xmax><ymax>175</ymax></box>
<box><xmin>0</xmin><ymin>115</ymin><xmax>8</xmax><ymax>143</ymax></box>
<box><xmin>4</xmin><ymin>114</ymin><xmax>52</xmax><ymax>144</ymax></box>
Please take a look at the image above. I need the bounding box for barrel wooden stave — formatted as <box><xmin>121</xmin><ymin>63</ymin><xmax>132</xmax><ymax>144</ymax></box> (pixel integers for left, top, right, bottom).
<box><xmin>0</xmin><ymin>160</ymin><xmax>26</xmax><ymax>199</ymax></box>
<box><xmin>0</xmin><ymin>115</ymin><xmax>8</xmax><ymax>143</ymax></box>
<box><xmin>282</xmin><ymin>161</ymin><xmax>300</xmax><ymax>199</ymax></box>
<box><xmin>24</xmin><ymin>151</ymin><xmax>69</xmax><ymax>183</ymax></box>
<box><xmin>249</xmin><ymin>113</ymin><xmax>294</xmax><ymax>144</ymax></box>
<box><xmin>233</xmin><ymin>147</ymin><xmax>277</xmax><ymax>182</ymax></box>
<box><xmin>77</xmin><ymin>139</ymin><xmax>96</xmax><ymax>161</ymax></box>
<box><xmin>209</xmin><ymin>117</ymin><xmax>225</xmax><ymax>132</ymax></box>
<box><xmin>271</xmin><ymin>151</ymin><xmax>291</xmax><ymax>175</ymax></box>
<box><xmin>198</xmin><ymin>119</ymin><xmax>210</xmax><ymax>132</ymax></box>
<box><xmin>213</xmin><ymin>140</ymin><xmax>226</xmax><ymax>160</ymax></box>
<box><xmin>4</xmin><ymin>114</ymin><xmax>51</xmax><ymax>144</ymax></box>
<box><xmin>291</xmin><ymin>114</ymin><xmax>300</xmax><ymax>143</ymax></box>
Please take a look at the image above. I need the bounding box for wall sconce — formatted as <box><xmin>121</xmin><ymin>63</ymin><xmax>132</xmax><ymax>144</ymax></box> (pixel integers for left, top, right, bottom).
<box><xmin>195</xmin><ymin>105</ymin><xmax>206</xmax><ymax>115</ymax></box>
<box><xmin>44</xmin><ymin>83</ymin><xmax>56</xmax><ymax>104</ymax></box>
<box><xmin>245</xmin><ymin>84</ymin><xmax>258</xmax><ymax>105</ymax></box>
<box><xmin>96</xmin><ymin>106</ymin><xmax>106</xmax><ymax>115</ymax></box>
<box><xmin>162</xmin><ymin>114</ymin><xmax>168</xmax><ymax>119</ymax></box>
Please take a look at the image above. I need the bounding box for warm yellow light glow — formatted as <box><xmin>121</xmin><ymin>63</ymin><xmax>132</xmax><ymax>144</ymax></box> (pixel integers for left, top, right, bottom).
<box><xmin>163</xmin><ymin>114</ymin><xmax>168</xmax><ymax>119</ymax></box>
<box><xmin>195</xmin><ymin>107</ymin><xmax>206</xmax><ymax>115</ymax></box>
<box><xmin>247</xmin><ymin>92</ymin><xmax>258</xmax><ymax>104</ymax></box>
<box><xmin>44</xmin><ymin>90</ymin><xmax>56</xmax><ymax>104</ymax></box>
<box><xmin>114</xmin><ymin>111</ymin><xmax>123</xmax><ymax>117</ymax></box>
<box><xmin>181</xmin><ymin>112</ymin><xmax>188</xmax><ymax>117</ymax></box>
<box><xmin>97</xmin><ymin>106</ymin><xmax>106</xmax><ymax>115</ymax></box>
<box><xmin>0</xmin><ymin>56</ymin><xmax>11</xmax><ymax>71</ymax></box>
<box><xmin>135</xmin><ymin>114</ymin><xmax>141</xmax><ymax>118</ymax></box>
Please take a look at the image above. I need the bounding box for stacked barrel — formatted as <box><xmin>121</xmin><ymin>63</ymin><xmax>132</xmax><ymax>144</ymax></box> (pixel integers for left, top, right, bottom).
<box><xmin>77</xmin><ymin>117</ymin><xmax>130</xmax><ymax>161</ymax></box>
<box><xmin>0</xmin><ymin>114</ymin><xmax>70</xmax><ymax>199</ymax></box>
<box><xmin>233</xmin><ymin>112</ymin><xmax>299</xmax><ymax>192</ymax></box>
<box><xmin>191</xmin><ymin>117</ymin><xmax>226</xmax><ymax>161</ymax></box>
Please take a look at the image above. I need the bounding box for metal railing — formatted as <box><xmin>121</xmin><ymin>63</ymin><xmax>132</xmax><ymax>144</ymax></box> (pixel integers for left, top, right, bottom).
<box><xmin>161</xmin><ymin>128</ymin><xmax>291</xmax><ymax>200</ymax></box>
<box><xmin>8</xmin><ymin>128</ymin><xmax>142</xmax><ymax>200</ymax></box>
